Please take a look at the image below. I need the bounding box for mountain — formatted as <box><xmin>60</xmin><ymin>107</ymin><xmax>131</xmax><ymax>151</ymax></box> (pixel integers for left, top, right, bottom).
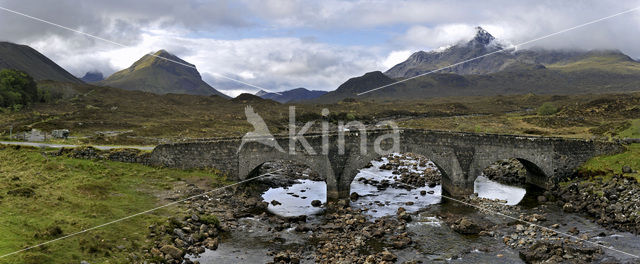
<box><xmin>80</xmin><ymin>71</ymin><xmax>104</xmax><ymax>82</ymax></box>
<box><xmin>255</xmin><ymin>88</ymin><xmax>327</xmax><ymax>103</ymax></box>
<box><xmin>0</xmin><ymin>41</ymin><xmax>81</xmax><ymax>83</ymax></box>
<box><xmin>314</xmin><ymin>27</ymin><xmax>640</xmax><ymax>103</ymax></box>
<box><xmin>313</xmin><ymin>71</ymin><xmax>396</xmax><ymax>102</ymax></box>
<box><xmin>385</xmin><ymin>27</ymin><xmax>517</xmax><ymax>78</ymax></box>
<box><xmin>384</xmin><ymin>27</ymin><xmax>620</xmax><ymax>78</ymax></box>
<box><xmin>99</xmin><ymin>50</ymin><xmax>229</xmax><ymax>98</ymax></box>
<box><xmin>317</xmin><ymin>64</ymin><xmax>640</xmax><ymax>103</ymax></box>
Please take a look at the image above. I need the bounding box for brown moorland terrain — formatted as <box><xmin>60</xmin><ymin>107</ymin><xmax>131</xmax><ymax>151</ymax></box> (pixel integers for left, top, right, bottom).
<box><xmin>1</xmin><ymin>80</ymin><xmax>639</xmax><ymax>146</ymax></box>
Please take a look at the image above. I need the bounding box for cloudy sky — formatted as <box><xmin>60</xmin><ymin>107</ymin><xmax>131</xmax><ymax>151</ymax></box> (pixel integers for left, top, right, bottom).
<box><xmin>1</xmin><ymin>0</ymin><xmax>640</xmax><ymax>96</ymax></box>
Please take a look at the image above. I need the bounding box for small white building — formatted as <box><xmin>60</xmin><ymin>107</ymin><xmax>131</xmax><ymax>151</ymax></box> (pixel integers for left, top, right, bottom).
<box><xmin>12</xmin><ymin>129</ymin><xmax>47</xmax><ymax>142</ymax></box>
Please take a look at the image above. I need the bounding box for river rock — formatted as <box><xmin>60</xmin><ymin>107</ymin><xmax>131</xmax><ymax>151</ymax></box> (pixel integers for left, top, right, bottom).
<box><xmin>518</xmin><ymin>241</ymin><xmax>601</xmax><ymax>263</ymax></box>
<box><xmin>204</xmin><ymin>237</ymin><xmax>219</xmax><ymax>250</ymax></box>
<box><xmin>568</xmin><ymin>227</ymin><xmax>579</xmax><ymax>235</ymax></box>
<box><xmin>451</xmin><ymin>217</ymin><xmax>483</xmax><ymax>234</ymax></box>
<box><xmin>554</xmin><ymin>173</ymin><xmax>640</xmax><ymax>233</ymax></box>
<box><xmin>350</xmin><ymin>192</ymin><xmax>360</xmax><ymax>201</ymax></box>
<box><xmin>273</xmin><ymin>250</ymin><xmax>301</xmax><ymax>264</ymax></box>
<box><xmin>380</xmin><ymin>250</ymin><xmax>397</xmax><ymax>261</ymax></box>
<box><xmin>396</xmin><ymin>207</ymin><xmax>412</xmax><ymax>222</ymax></box>
<box><xmin>160</xmin><ymin>245</ymin><xmax>183</xmax><ymax>259</ymax></box>
<box><xmin>562</xmin><ymin>202</ymin><xmax>575</xmax><ymax>213</ymax></box>
<box><xmin>173</xmin><ymin>228</ymin><xmax>188</xmax><ymax>241</ymax></box>
<box><xmin>244</xmin><ymin>197</ymin><xmax>269</xmax><ymax>214</ymax></box>
<box><xmin>295</xmin><ymin>224</ymin><xmax>310</xmax><ymax>232</ymax></box>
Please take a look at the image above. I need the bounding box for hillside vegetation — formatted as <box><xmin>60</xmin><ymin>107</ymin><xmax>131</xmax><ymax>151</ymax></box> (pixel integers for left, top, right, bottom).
<box><xmin>0</xmin><ymin>80</ymin><xmax>639</xmax><ymax>145</ymax></box>
<box><xmin>0</xmin><ymin>69</ymin><xmax>38</xmax><ymax>109</ymax></box>
<box><xmin>314</xmin><ymin>63</ymin><xmax>640</xmax><ymax>103</ymax></box>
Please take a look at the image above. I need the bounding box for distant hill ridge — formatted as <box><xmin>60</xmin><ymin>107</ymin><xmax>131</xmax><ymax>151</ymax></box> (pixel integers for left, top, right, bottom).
<box><xmin>80</xmin><ymin>71</ymin><xmax>104</xmax><ymax>83</ymax></box>
<box><xmin>255</xmin><ymin>87</ymin><xmax>327</xmax><ymax>103</ymax></box>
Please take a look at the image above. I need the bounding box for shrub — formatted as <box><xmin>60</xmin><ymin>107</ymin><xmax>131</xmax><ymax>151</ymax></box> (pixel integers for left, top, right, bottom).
<box><xmin>345</xmin><ymin>113</ymin><xmax>356</xmax><ymax>121</ymax></box>
<box><xmin>537</xmin><ymin>102</ymin><xmax>558</xmax><ymax>116</ymax></box>
<box><xmin>0</xmin><ymin>69</ymin><xmax>38</xmax><ymax>108</ymax></box>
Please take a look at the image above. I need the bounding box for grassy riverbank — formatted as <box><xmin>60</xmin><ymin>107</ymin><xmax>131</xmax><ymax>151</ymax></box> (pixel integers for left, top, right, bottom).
<box><xmin>555</xmin><ymin>144</ymin><xmax>640</xmax><ymax>234</ymax></box>
<box><xmin>0</xmin><ymin>146</ymin><xmax>226</xmax><ymax>264</ymax></box>
<box><xmin>578</xmin><ymin>143</ymin><xmax>640</xmax><ymax>182</ymax></box>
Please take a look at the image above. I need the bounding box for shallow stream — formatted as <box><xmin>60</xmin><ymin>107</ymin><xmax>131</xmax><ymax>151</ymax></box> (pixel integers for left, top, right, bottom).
<box><xmin>190</xmin><ymin>155</ymin><xmax>640</xmax><ymax>263</ymax></box>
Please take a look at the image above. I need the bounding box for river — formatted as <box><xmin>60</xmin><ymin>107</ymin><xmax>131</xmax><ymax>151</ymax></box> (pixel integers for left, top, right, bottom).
<box><xmin>189</xmin><ymin>154</ymin><xmax>640</xmax><ymax>263</ymax></box>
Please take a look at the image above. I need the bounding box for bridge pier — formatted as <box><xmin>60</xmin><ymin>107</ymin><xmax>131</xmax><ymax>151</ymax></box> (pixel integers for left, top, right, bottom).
<box><xmin>327</xmin><ymin>185</ymin><xmax>351</xmax><ymax>201</ymax></box>
<box><xmin>441</xmin><ymin>176</ymin><xmax>475</xmax><ymax>197</ymax></box>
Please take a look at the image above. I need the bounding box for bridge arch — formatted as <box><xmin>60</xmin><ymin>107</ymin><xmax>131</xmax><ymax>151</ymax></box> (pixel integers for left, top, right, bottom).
<box><xmin>348</xmin><ymin>152</ymin><xmax>445</xmax><ymax>216</ymax></box>
<box><xmin>237</xmin><ymin>146</ymin><xmax>339</xmax><ymax>199</ymax></box>
<box><xmin>471</xmin><ymin>151</ymin><xmax>552</xmax><ymax>189</ymax></box>
<box><xmin>338</xmin><ymin>150</ymin><xmax>454</xmax><ymax>200</ymax></box>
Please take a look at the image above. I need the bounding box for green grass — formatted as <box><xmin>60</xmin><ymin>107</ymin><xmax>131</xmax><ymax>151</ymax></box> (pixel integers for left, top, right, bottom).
<box><xmin>618</xmin><ymin>119</ymin><xmax>640</xmax><ymax>138</ymax></box>
<box><xmin>579</xmin><ymin>143</ymin><xmax>640</xmax><ymax>182</ymax></box>
<box><xmin>0</xmin><ymin>146</ymin><xmax>227</xmax><ymax>264</ymax></box>
<box><xmin>547</xmin><ymin>54</ymin><xmax>640</xmax><ymax>74</ymax></box>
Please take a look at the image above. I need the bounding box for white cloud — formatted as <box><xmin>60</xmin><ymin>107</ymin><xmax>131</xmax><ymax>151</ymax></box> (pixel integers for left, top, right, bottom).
<box><xmin>39</xmin><ymin>30</ymin><xmax>382</xmax><ymax>96</ymax></box>
<box><xmin>382</xmin><ymin>50</ymin><xmax>413</xmax><ymax>70</ymax></box>
<box><xmin>397</xmin><ymin>24</ymin><xmax>477</xmax><ymax>50</ymax></box>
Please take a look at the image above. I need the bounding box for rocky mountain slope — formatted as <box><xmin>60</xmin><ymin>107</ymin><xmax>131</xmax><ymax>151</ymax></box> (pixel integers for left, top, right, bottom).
<box><xmin>385</xmin><ymin>27</ymin><xmax>517</xmax><ymax>77</ymax></box>
<box><xmin>385</xmin><ymin>27</ymin><xmax>636</xmax><ymax>78</ymax></box>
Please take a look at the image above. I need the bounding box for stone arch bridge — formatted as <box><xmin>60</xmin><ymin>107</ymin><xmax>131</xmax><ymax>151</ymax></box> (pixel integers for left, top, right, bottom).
<box><xmin>149</xmin><ymin>129</ymin><xmax>624</xmax><ymax>200</ymax></box>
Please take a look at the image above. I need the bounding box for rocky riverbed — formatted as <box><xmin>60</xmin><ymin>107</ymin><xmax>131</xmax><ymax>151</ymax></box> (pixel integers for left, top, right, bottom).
<box><xmin>554</xmin><ymin>172</ymin><xmax>640</xmax><ymax>234</ymax></box>
<box><xmin>137</xmin><ymin>154</ymin><xmax>640</xmax><ymax>264</ymax></box>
